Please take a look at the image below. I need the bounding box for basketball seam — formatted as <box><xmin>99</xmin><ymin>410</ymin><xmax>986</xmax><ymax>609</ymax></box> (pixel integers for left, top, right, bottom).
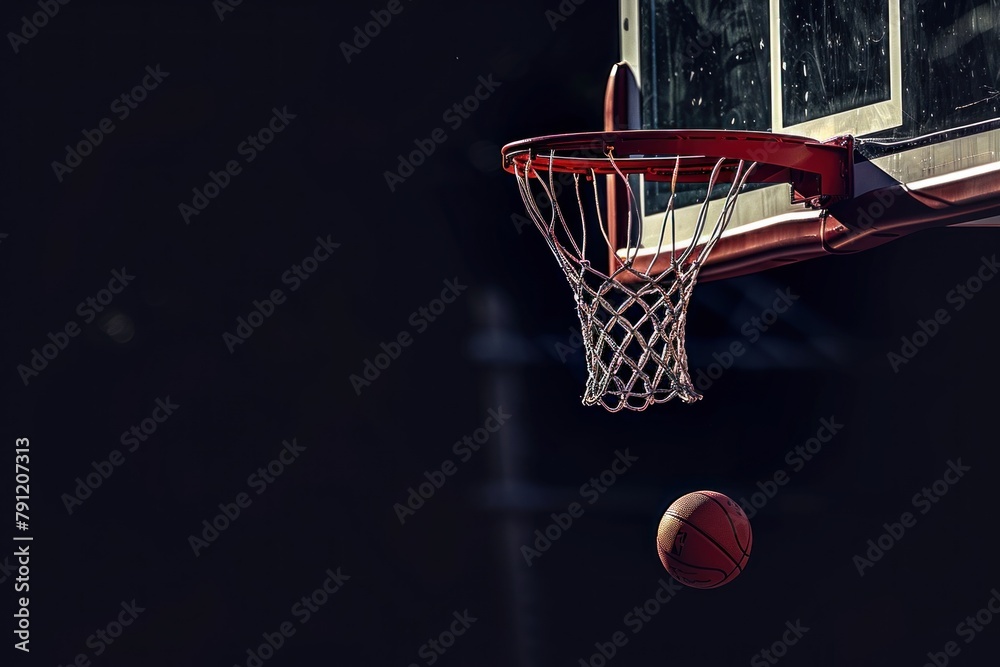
<box><xmin>656</xmin><ymin>551</ymin><xmax>730</xmax><ymax>576</ymax></box>
<box><xmin>695</xmin><ymin>492</ymin><xmax>752</xmax><ymax>557</ymax></box>
<box><xmin>657</xmin><ymin>547</ymin><xmax>741</xmax><ymax>588</ymax></box>
<box><xmin>662</xmin><ymin>511</ymin><xmax>742</xmax><ymax>570</ymax></box>
<box><xmin>657</xmin><ymin>551</ymin><xmax>727</xmax><ymax>586</ymax></box>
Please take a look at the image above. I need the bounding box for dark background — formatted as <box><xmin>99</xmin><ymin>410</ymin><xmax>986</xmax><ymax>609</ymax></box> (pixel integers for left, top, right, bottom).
<box><xmin>3</xmin><ymin>1</ymin><xmax>1000</xmax><ymax>666</ymax></box>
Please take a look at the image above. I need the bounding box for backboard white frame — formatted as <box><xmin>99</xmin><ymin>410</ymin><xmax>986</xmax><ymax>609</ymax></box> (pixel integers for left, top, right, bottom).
<box><xmin>616</xmin><ymin>0</ymin><xmax>956</xmax><ymax>253</ymax></box>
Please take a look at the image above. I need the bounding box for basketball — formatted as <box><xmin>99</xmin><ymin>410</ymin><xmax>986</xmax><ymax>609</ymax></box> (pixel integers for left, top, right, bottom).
<box><xmin>656</xmin><ymin>490</ymin><xmax>752</xmax><ymax>589</ymax></box>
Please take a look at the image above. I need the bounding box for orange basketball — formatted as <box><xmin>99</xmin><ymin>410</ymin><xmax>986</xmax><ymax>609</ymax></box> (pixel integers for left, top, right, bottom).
<box><xmin>656</xmin><ymin>490</ymin><xmax>752</xmax><ymax>589</ymax></box>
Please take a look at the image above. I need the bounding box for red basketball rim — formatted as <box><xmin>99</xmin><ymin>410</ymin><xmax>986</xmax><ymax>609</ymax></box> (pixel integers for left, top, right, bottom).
<box><xmin>501</xmin><ymin>129</ymin><xmax>853</xmax><ymax>198</ymax></box>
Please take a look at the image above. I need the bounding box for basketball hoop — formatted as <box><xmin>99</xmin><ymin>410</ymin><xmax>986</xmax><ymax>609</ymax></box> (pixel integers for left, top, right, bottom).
<box><xmin>502</xmin><ymin>130</ymin><xmax>851</xmax><ymax>411</ymax></box>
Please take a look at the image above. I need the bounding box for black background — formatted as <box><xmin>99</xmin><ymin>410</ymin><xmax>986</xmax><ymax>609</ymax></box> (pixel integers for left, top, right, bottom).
<box><xmin>3</xmin><ymin>1</ymin><xmax>1000</xmax><ymax>666</ymax></box>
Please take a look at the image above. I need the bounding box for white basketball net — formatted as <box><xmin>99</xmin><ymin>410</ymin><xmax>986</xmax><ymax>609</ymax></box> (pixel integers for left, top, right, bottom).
<box><xmin>512</xmin><ymin>150</ymin><xmax>757</xmax><ymax>411</ymax></box>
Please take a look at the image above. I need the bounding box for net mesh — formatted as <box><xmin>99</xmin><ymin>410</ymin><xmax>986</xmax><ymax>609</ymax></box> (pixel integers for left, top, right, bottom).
<box><xmin>512</xmin><ymin>149</ymin><xmax>757</xmax><ymax>411</ymax></box>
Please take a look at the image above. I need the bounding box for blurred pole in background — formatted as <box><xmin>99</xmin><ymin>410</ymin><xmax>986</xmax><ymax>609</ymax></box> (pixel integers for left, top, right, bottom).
<box><xmin>468</xmin><ymin>286</ymin><xmax>541</xmax><ymax>667</ymax></box>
